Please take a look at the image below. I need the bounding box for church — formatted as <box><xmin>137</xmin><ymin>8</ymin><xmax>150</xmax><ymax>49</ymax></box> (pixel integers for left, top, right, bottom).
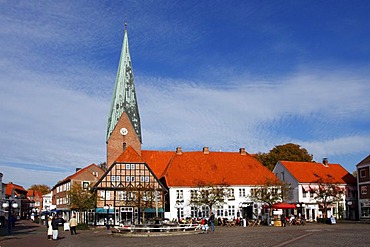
<box><xmin>93</xmin><ymin>25</ymin><xmax>276</xmax><ymax>226</ymax></box>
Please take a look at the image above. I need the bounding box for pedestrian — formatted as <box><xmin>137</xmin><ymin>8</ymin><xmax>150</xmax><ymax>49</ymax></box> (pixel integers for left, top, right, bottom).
<box><xmin>47</xmin><ymin>216</ymin><xmax>53</xmax><ymax>240</ymax></box>
<box><xmin>69</xmin><ymin>215</ymin><xmax>78</xmax><ymax>235</ymax></box>
<box><xmin>51</xmin><ymin>215</ymin><xmax>59</xmax><ymax>240</ymax></box>
<box><xmin>281</xmin><ymin>213</ymin><xmax>286</xmax><ymax>227</ymax></box>
<box><xmin>209</xmin><ymin>212</ymin><xmax>215</xmax><ymax>232</ymax></box>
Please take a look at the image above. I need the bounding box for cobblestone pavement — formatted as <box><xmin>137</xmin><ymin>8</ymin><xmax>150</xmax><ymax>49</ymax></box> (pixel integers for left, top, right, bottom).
<box><xmin>1</xmin><ymin>220</ymin><xmax>369</xmax><ymax>247</ymax></box>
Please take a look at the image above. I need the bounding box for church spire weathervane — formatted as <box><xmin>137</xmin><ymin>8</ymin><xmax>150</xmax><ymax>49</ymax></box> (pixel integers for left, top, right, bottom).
<box><xmin>106</xmin><ymin>23</ymin><xmax>142</xmax><ymax>143</ymax></box>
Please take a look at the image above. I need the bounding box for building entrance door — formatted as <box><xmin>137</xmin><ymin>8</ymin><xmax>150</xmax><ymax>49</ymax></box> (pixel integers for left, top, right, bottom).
<box><xmin>120</xmin><ymin>207</ymin><xmax>133</xmax><ymax>225</ymax></box>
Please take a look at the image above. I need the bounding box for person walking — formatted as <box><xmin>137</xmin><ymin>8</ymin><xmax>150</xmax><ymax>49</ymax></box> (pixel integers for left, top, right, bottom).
<box><xmin>69</xmin><ymin>215</ymin><xmax>78</xmax><ymax>235</ymax></box>
<box><xmin>51</xmin><ymin>215</ymin><xmax>59</xmax><ymax>240</ymax></box>
<box><xmin>209</xmin><ymin>212</ymin><xmax>215</xmax><ymax>232</ymax></box>
<box><xmin>47</xmin><ymin>216</ymin><xmax>53</xmax><ymax>240</ymax></box>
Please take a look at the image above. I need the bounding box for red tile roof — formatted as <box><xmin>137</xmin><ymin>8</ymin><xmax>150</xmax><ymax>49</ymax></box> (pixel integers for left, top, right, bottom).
<box><xmin>116</xmin><ymin>146</ymin><xmax>146</xmax><ymax>163</ymax></box>
<box><xmin>141</xmin><ymin>150</ymin><xmax>175</xmax><ymax>178</ymax></box>
<box><xmin>160</xmin><ymin>151</ymin><xmax>276</xmax><ymax>187</ymax></box>
<box><xmin>27</xmin><ymin>189</ymin><xmax>43</xmax><ymax>198</ymax></box>
<box><xmin>279</xmin><ymin>161</ymin><xmax>356</xmax><ymax>184</ymax></box>
<box><xmin>54</xmin><ymin>163</ymin><xmax>104</xmax><ymax>188</ymax></box>
<box><xmin>113</xmin><ymin>147</ymin><xmax>276</xmax><ymax>187</ymax></box>
<box><xmin>5</xmin><ymin>182</ymin><xmax>27</xmax><ymax>196</ymax></box>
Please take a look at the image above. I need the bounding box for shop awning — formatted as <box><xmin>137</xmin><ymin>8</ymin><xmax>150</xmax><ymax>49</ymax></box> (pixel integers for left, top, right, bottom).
<box><xmin>96</xmin><ymin>207</ymin><xmax>115</xmax><ymax>214</ymax></box>
<box><xmin>264</xmin><ymin>202</ymin><xmax>297</xmax><ymax>209</ymax></box>
<box><xmin>144</xmin><ymin>208</ymin><xmax>164</xmax><ymax>213</ymax></box>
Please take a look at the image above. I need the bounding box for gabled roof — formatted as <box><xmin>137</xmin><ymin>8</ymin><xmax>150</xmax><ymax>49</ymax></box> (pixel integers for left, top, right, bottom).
<box><xmin>5</xmin><ymin>182</ymin><xmax>27</xmax><ymax>197</ymax></box>
<box><xmin>52</xmin><ymin>163</ymin><xmax>104</xmax><ymax>189</ymax></box>
<box><xmin>116</xmin><ymin>146</ymin><xmax>146</xmax><ymax>163</ymax></box>
<box><xmin>357</xmin><ymin>154</ymin><xmax>370</xmax><ymax>167</ymax></box>
<box><xmin>278</xmin><ymin>161</ymin><xmax>356</xmax><ymax>185</ymax></box>
<box><xmin>161</xmin><ymin>151</ymin><xmax>276</xmax><ymax>187</ymax></box>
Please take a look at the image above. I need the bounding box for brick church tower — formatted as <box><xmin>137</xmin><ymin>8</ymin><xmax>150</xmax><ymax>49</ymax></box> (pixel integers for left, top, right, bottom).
<box><xmin>106</xmin><ymin>24</ymin><xmax>142</xmax><ymax>167</ymax></box>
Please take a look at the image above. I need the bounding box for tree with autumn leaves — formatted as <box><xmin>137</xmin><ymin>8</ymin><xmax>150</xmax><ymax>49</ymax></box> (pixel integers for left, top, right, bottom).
<box><xmin>68</xmin><ymin>183</ymin><xmax>97</xmax><ymax>223</ymax></box>
<box><xmin>189</xmin><ymin>180</ymin><xmax>230</xmax><ymax>213</ymax></box>
<box><xmin>309</xmin><ymin>176</ymin><xmax>344</xmax><ymax>218</ymax></box>
<box><xmin>248</xmin><ymin>177</ymin><xmax>292</xmax><ymax>216</ymax></box>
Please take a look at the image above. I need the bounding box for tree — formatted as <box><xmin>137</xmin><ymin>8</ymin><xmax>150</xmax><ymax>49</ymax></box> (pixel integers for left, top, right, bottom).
<box><xmin>255</xmin><ymin>143</ymin><xmax>313</xmax><ymax>170</ymax></box>
<box><xmin>249</xmin><ymin>177</ymin><xmax>291</xmax><ymax>216</ymax></box>
<box><xmin>28</xmin><ymin>184</ymin><xmax>51</xmax><ymax>195</ymax></box>
<box><xmin>124</xmin><ymin>185</ymin><xmax>161</xmax><ymax>223</ymax></box>
<box><xmin>189</xmin><ymin>180</ymin><xmax>230</xmax><ymax>214</ymax></box>
<box><xmin>68</xmin><ymin>183</ymin><xmax>97</xmax><ymax>222</ymax></box>
<box><xmin>310</xmin><ymin>176</ymin><xmax>344</xmax><ymax>218</ymax></box>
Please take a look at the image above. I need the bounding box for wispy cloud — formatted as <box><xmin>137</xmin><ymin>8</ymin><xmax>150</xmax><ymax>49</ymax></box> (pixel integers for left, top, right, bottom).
<box><xmin>1</xmin><ymin>0</ymin><xmax>369</xmax><ymax>188</ymax></box>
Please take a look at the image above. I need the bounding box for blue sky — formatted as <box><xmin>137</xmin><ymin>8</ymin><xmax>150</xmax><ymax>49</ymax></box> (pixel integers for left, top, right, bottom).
<box><xmin>1</xmin><ymin>0</ymin><xmax>369</xmax><ymax>189</ymax></box>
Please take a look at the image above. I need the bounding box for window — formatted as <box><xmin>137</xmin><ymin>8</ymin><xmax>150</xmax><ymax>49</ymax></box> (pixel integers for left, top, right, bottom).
<box><xmin>82</xmin><ymin>181</ymin><xmax>90</xmax><ymax>189</ymax></box>
<box><xmin>302</xmin><ymin>187</ymin><xmax>307</xmax><ymax>198</ymax></box>
<box><xmin>239</xmin><ymin>188</ymin><xmax>246</xmax><ymax>197</ymax></box>
<box><xmin>361</xmin><ymin>186</ymin><xmax>368</xmax><ymax>195</ymax></box>
<box><xmin>131</xmin><ymin>176</ymin><xmax>135</xmax><ymax>182</ymax></box>
<box><xmin>360</xmin><ymin>169</ymin><xmax>367</xmax><ymax>178</ymax></box>
<box><xmin>176</xmin><ymin>190</ymin><xmax>184</xmax><ymax>200</ymax></box>
<box><xmin>131</xmin><ymin>164</ymin><xmax>135</xmax><ymax>169</ymax></box>
<box><xmin>228</xmin><ymin>205</ymin><xmax>235</xmax><ymax>217</ymax></box>
<box><xmin>125</xmin><ymin>176</ymin><xmax>131</xmax><ymax>182</ymax></box>
<box><xmin>216</xmin><ymin>206</ymin><xmax>224</xmax><ymax>217</ymax></box>
<box><xmin>228</xmin><ymin>189</ymin><xmax>235</xmax><ymax>199</ymax></box>
<box><xmin>190</xmin><ymin>190</ymin><xmax>198</xmax><ymax>200</ymax></box>
<box><xmin>126</xmin><ymin>164</ymin><xmax>131</xmax><ymax>170</ymax></box>
<box><xmin>140</xmin><ymin>176</ymin><xmax>149</xmax><ymax>183</ymax></box>
<box><xmin>118</xmin><ymin>191</ymin><xmax>126</xmax><ymax>200</ymax></box>
<box><xmin>250</xmin><ymin>188</ymin><xmax>257</xmax><ymax>197</ymax></box>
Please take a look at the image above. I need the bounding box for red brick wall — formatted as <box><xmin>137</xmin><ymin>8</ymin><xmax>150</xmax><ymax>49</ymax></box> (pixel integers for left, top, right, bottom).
<box><xmin>106</xmin><ymin>112</ymin><xmax>141</xmax><ymax>167</ymax></box>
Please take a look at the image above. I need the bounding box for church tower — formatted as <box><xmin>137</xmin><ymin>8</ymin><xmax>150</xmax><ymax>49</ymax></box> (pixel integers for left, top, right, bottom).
<box><xmin>106</xmin><ymin>24</ymin><xmax>142</xmax><ymax>167</ymax></box>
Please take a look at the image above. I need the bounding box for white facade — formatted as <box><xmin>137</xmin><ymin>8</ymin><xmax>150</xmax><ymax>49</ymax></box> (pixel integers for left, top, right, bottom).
<box><xmin>274</xmin><ymin>162</ymin><xmax>347</xmax><ymax>221</ymax></box>
<box><xmin>42</xmin><ymin>192</ymin><xmax>55</xmax><ymax>211</ymax></box>
<box><xmin>165</xmin><ymin>186</ymin><xmax>264</xmax><ymax>221</ymax></box>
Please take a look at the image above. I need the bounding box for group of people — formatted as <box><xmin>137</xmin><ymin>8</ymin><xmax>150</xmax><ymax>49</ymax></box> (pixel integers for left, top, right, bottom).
<box><xmin>281</xmin><ymin>213</ymin><xmax>306</xmax><ymax>227</ymax></box>
<box><xmin>46</xmin><ymin>215</ymin><xmax>78</xmax><ymax>240</ymax></box>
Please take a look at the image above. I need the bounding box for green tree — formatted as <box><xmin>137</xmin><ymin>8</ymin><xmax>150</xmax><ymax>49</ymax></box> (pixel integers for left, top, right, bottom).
<box><xmin>28</xmin><ymin>184</ymin><xmax>51</xmax><ymax>195</ymax></box>
<box><xmin>69</xmin><ymin>183</ymin><xmax>97</xmax><ymax>222</ymax></box>
<box><xmin>190</xmin><ymin>180</ymin><xmax>230</xmax><ymax>213</ymax></box>
<box><xmin>310</xmin><ymin>176</ymin><xmax>343</xmax><ymax>218</ymax></box>
<box><xmin>255</xmin><ymin>143</ymin><xmax>313</xmax><ymax>170</ymax></box>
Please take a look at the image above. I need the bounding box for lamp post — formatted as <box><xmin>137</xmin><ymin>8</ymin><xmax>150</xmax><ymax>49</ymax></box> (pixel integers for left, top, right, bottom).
<box><xmin>2</xmin><ymin>199</ymin><xmax>19</xmax><ymax>235</ymax></box>
<box><xmin>103</xmin><ymin>204</ymin><xmax>111</xmax><ymax>230</ymax></box>
<box><xmin>296</xmin><ymin>203</ymin><xmax>306</xmax><ymax>219</ymax></box>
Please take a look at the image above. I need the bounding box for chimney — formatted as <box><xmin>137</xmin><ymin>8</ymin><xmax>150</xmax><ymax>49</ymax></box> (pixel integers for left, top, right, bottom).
<box><xmin>76</xmin><ymin>168</ymin><xmax>81</xmax><ymax>172</ymax></box>
<box><xmin>239</xmin><ymin>148</ymin><xmax>246</xmax><ymax>155</ymax></box>
<box><xmin>322</xmin><ymin>158</ymin><xmax>329</xmax><ymax>167</ymax></box>
<box><xmin>176</xmin><ymin>147</ymin><xmax>182</xmax><ymax>155</ymax></box>
<box><xmin>203</xmin><ymin>147</ymin><xmax>210</xmax><ymax>154</ymax></box>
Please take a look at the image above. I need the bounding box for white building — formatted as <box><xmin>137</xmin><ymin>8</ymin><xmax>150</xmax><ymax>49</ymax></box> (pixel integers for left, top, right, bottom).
<box><xmin>273</xmin><ymin>159</ymin><xmax>357</xmax><ymax>221</ymax></box>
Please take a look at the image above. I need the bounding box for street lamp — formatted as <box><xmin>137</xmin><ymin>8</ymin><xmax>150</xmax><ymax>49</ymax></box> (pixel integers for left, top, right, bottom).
<box><xmin>2</xmin><ymin>200</ymin><xmax>19</xmax><ymax>235</ymax></box>
<box><xmin>296</xmin><ymin>203</ymin><xmax>306</xmax><ymax>219</ymax></box>
<box><xmin>103</xmin><ymin>204</ymin><xmax>111</xmax><ymax>230</ymax></box>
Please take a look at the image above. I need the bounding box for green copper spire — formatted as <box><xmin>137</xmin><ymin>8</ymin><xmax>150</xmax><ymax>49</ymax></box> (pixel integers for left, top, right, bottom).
<box><xmin>106</xmin><ymin>24</ymin><xmax>142</xmax><ymax>143</ymax></box>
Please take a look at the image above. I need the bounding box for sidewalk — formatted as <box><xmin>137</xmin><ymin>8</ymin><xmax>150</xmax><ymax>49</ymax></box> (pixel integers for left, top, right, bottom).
<box><xmin>0</xmin><ymin>220</ymin><xmax>56</xmax><ymax>247</ymax></box>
